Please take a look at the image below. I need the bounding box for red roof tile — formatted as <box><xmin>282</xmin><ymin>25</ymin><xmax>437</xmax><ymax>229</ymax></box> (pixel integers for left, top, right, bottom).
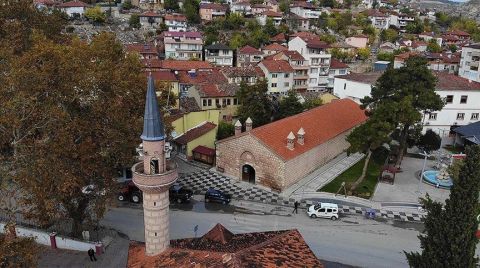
<box><xmin>249</xmin><ymin>99</ymin><xmax>368</xmax><ymax>160</ymax></box>
<box><xmin>238</xmin><ymin>45</ymin><xmax>263</xmax><ymax>55</ymax></box>
<box><xmin>192</xmin><ymin>145</ymin><xmax>215</xmax><ymax>156</ymax></box>
<box><xmin>58</xmin><ymin>0</ymin><xmax>88</xmax><ymax>7</ymax></box>
<box><xmin>263</xmin><ymin>43</ymin><xmax>288</xmax><ymax>52</ymax></box>
<box><xmin>262</xmin><ymin>10</ymin><xmax>283</xmax><ymax>17</ymax></box>
<box><xmin>447</xmin><ymin>29</ymin><xmax>470</xmax><ymax>37</ymax></box>
<box><xmin>200</xmin><ymin>2</ymin><xmax>228</xmax><ymax>11</ymax></box>
<box><xmin>139</xmin><ymin>11</ymin><xmax>161</xmax><ymax>17</ymax></box>
<box><xmin>435</xmin><ymin>72</ymin><xmax>480</xmax><ymax>91</ymax></box>
<box><xmin>197</xmin><ymin>83</ymin><xmax>239</xmax><ymax>97</ymax></box>
<box><xmin>125</xmin><ymin>43</ymin><xmax>158</xmax><ymax>55</ymax></box>
<box><xmin>148</xmin><ymin>70</ymin><xmax>177</xmax><ymax>82</ymax></box>
<box><xmin>161</xmin><ymin>60</ymin><xmax>213</xmax><ymax>71</ymax></box>
<box><xmin>174</xmin><ymin>122</ymin><xmax>217</xmax><ymax>145</ymax></box>
<box><xmin>306</xmin><ymin>40</ymin><xmax>330</xmax><ymax>49</ymax></box>
<box><xmin>260</xmin><ymin>59</ymin><xmax>294</xmax><ymax>73</ymax></box>
<box><xmin>270</xmin><ymin>33</ymin><xmax>287</xmax><ymax>42</ymax></box>
<box><xmin>164</xmin><ymin>13</ymin><xmax>187</xmax><ymax>22</ymax></box>
<box><xmin>178</xmin><ymin>68</ymin><xmax>227</xmax><ymax>85</ymax></box>
<box><xmin>330</xmin><ymin>58</ymin><xmax>349</xmax><ymax>69</ymax></box>
<box><xmin>335</xmin><ymin>71</ymin><xmax>384</xmax><ymax>84</ymax></box>
<box><xmin>202</xmin><ymin>223</ymin><xmax>234</xmax><ymax>244</ymax></box>
<box><xmin>290</xmin><ymin>31</ymin><xmax>320</xmax><ymax>42</ymax></box>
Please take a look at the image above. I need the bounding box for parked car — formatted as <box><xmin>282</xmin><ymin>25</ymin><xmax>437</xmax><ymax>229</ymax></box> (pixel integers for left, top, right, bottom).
<box><xmin>117</xmin><ymin>180</ymin><xmax>193</xmax><ymax>204</ymax></box>
<box><xmin>307</xmin><ymin>203</ymin><xmax>339</xmax><ymax>220</ymax></box>
<box><xmin>204</xmin><ymin>188</ymin><xmax>231</xmax><ymax>205</ymax></box>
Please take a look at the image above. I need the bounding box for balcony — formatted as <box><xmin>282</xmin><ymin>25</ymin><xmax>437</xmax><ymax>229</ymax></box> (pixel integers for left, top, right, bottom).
<box><xmin>132</xmin><ymin>161</ymin><xmax>178</xmax><ymax>192</ymax></box>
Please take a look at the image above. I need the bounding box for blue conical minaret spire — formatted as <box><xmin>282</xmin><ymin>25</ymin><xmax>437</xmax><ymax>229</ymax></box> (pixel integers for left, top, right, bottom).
<box><xmin>140</xmin><ymin>74</ymin><xmax>165</xmax><ymax>141</ymax></box>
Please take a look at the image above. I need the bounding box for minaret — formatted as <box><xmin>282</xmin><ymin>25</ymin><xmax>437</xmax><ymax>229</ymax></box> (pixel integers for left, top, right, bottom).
<box><xmin>132</xmin><ymin>74</ymin><xmax>178</xmax><ymax>256</ymax></box>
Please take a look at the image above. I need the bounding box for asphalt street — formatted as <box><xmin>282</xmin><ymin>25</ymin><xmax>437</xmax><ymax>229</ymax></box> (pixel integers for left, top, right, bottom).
<box><xmin>102</xmin><ymin>198</ymin><xmax>427</xmax><ymax>268</ymax></box>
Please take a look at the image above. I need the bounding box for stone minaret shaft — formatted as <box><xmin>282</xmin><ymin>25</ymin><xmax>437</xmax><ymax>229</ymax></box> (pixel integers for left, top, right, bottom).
<box><xmin>132</xmin><ymin>74</ymin><xmax>178</xmax><ymax>256</ymax></box>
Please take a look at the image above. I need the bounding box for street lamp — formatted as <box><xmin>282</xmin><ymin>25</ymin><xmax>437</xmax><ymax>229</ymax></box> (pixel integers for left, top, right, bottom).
<box><xmin>417</xmin><ymin>150</ymin><xmax>431</xmax><ymax>195</ymax></box>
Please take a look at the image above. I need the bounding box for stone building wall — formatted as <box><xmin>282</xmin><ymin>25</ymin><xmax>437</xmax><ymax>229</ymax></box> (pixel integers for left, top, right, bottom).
<box><xmin>284</xmin><ymin>131</ymin><xmax>351</xmax><ymax>189</ymax></box>
<box><xmin>216</xmin><ymin>133</ymin><xmax>285</xmax><ymax>190</ymax></box>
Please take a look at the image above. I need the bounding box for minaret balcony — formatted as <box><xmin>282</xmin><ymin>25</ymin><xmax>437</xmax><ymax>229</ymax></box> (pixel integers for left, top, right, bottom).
<box><xmin>132</xmin><ymin>161</ymin><xmax>178</xmax><ymax>192</ymax></box>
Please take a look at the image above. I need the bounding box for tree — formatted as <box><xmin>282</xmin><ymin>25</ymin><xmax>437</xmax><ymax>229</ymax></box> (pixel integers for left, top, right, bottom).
<box><xmin>361</xmin><ymin>56</ymin><xmax>444</xmax><ymax>167</ymax></box>
<box><xmin>129</xmin><ymin>14</ymin><xmax>140</xmax><ymax>28</ymax></box>
<box><xmin>347</xmin><ymin>119</ymin><xmax>392</xmax><ymax>191</ymax></box>
<box><xmin>0</xmin><ymin>224</ymin><xmax>40</xmax><ymax>268</ymax></box>
<box><xmin>276</xmin><ymin>90</ymin><xmax>304</xmax><ymax>119</ymax></box>
<box><xmin>0</xmin><ymin>33</ymin><xmax>146</xmax><ymax>238</ymax></box>
<box><xmin>183</xmin><ymin>0</ymin><xmax>200</xmax><ymax>24</ymax></box>
<box><xmin>417</xmin><ymin>129</ymin><xmax>441</xmax><ymax>153</ymax></box>
<box><xmin>303</xmin><ymin>97</ymin><xmax>323</xmax><ymax>110</ymax></box>
<box><xmin>449</xmin><ymin>44</ymin><xmax>458</xmax><ymax>53</ymax></box>
<box><xmin>122</xmin><ymin>0</ymin><xmax>133</xmax><ymax>10</ymax></box>
<box><xmin>320</xmin><ymin>34</ymin><xmax>336</xmax><ymax>44</ymax></box>
<box><xmin>229</xmin><ymin>33</ymin><xmax>245</xmax><ymax>49</ymax></box>
<box><xmin>426</xmin><ymin>39</ymin><xmax>442</xmax><ymax>53</ymax></box>
<box><xmin>405</xmin><ymin>145</ymin><xmax>480</xmax><ymax>267</ymax></box>
<box><xmin>84</xmin><ymin>6</ymin><xmax>106</xmax><ymax>23</ymax></box>
<box><xmin>216</xmin><ymin>121</ymin><xmax>235</xmax><ymax>140</ymax></box>
<box><xmin>377</xmin><ymin>52</ymin><xmax>394</xmax><ymax>62</ymax></box>
<box><xmin>405</xmin><ymin>21</ymin><xmax>424</xmax><ymax>34</ymax></box>
<box><xmin>380</xmin><ymin>28</ymin><xmax>398</xmax><ymax>42</ymax></box>
<box><xmin>164</xmin><ymin>0</ymin><xmax>180</xmax><ymax>11</ymax></box>
<box><xmin>357</xmin><ymin>47</ymin><xmax>370</xmax><ymax>61</ymax></box>
<box><xmin>279</xmin><ymin>0</ymin><xmax>290</xmax><ymax>13</ymax></box>
<box><xmin>236</xmin><ymin>80</ymin><xmax>274</xmax><ymax>127</ymax></box>
<box><xmin>264</xmin><ymin>18</ymin><xmax>278</xmax><ymax>36</ymax></box>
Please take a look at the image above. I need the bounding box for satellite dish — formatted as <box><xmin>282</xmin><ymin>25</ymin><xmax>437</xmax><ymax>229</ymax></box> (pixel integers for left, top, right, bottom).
<box><xmin>171</xmin><ymin>131</ymin><xmax>177</xmax><ymax>138</ymax></box>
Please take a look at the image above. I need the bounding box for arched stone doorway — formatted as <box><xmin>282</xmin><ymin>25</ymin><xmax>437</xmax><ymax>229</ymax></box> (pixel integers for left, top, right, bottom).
<box><xmin>242</xmin><ymin>164</ymin><xmax>255</xmax><ymax>184</ymax></box>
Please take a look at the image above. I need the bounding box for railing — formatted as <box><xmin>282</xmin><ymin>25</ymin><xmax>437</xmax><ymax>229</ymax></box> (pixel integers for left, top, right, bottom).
<box><xmin>132</xmin><ymin>161</ymin><xmax>178</xmax><ymax>189</ymax></box>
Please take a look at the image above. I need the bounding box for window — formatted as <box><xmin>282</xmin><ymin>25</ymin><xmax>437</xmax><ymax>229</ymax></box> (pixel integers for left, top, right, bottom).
<box><xmin>339</xmin><ymin>69</ymin><xmax>346</xmax><ymax>75</ymax></box>
<box><xmin>222</xmin><ymin>50</ymin><xmax>229</xmax><ymax>55</ymax></box>
<box><xmin>445</xmin><ymin>95</ymin><xmax>454</xmax><ymax>103</ymax></box>
<box><xmin>233</xmin><ymin>98</ymin><xmax>238</xmax><ymax>105</ymax></box>
<box><xmin>216</xmin><ymin>99</ymin><xmax>220</xmax><ymax>106</ymax></box>
<box><xmin>429</xmin><ymin>113</ymin><xmax>437</xmax><ymax>120</ymax></box>
<box><xmin>202</xmin><ymin>99</ymin><xmax>207</xmax><ymax>107</ymax></box>
<box><xmin>457</xmin><ymin>113</ymin><xmax>465</xmax><ymax>120</ymax></box>
<box><xmin>327</xmin><ymin>209</ymin><xmax>332</xmax><ymax>213</ymax></box>
<box><xmin>460</xmin><ymin>95</ymin><xmax>468</xmax><ymax>104</ymax></box>
<box><xmin>272</xmin><ymin>73</ymin><xmax>278</xmax><ymax>78</ymax></box>
<box><xmin>227</xmin><ymin>99</ymin><xmax>231</xmax><ymax>105</ymax></box>
<box><xmin>208</xmin><ymin>99</ymin><xmax>212</xmax><ymax>106</ymax></box>
<box><xmin>311</xmin><ymin>68</ymin><xmax>318</xmax><ymax>74</ymax></box>
<box><xmin>472</xmin><ymin>113</ymin><xmax>479</xmax><ymax>120</ymax></box>
<box><xmin>319</xmin><ymin>208</ymin><xmax>325</xmax><ymax>212</ymax></box>
<box><xmin>284</xmin><ymin>82</ymin><xmax>289</xmax><ymax>87</ymax></box>
<box><xmin>309</xmin><ymin>78</ymin><xmax>317</xmax><ymax>84</ymax></box>
<box><xmin>222</xmin><ymin>99</ymin><xmax>227</xmax><ymax>105</ymax></box>
<box><xmin>271</xmin><ymin>83</ymin><xmax>277</xmax><ymax>87</ymax></box>
<box><xmin>284</xmin><ymin>73</ymin><xmax>290</xmax><ymax>78</ymax></box>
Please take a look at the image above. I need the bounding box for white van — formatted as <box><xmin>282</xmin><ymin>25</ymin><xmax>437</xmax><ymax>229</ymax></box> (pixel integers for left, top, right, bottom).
<box><xmin>307</xmin><ymin>203</ymin><xmax>339</xmax><ymax>220</ymax></box>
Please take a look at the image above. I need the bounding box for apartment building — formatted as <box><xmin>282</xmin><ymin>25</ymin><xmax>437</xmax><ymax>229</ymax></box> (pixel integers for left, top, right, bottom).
<box><xmin>267</xmin><ymin>51</ymin><xmax>309</xmax><ymax>92</ymax></box>
<box><xmin>163</xmin><ymin>31</ymin><xmax>203</xmax><ymax>60</ymax></box>
<box><xmin>237</xmin><ymin>45</ymin><xmax>264</xmax><ymax>67</ymax></box>
<box><xmin>258</xmin><ymin>59</ymin><xmax>295</xmax><ymax>95</ymax></box>
<box><xmin>200</xmin><ymin>3</ymin><xmax>228</xmax><ymax>21</ymax></box>
<box><xmin>459</xmin><ymin>43</ymin><xmax>480</xmax><ymax>82</ymax></box>
<box><xmin>164</xmin><ymin>14</ymin><xmax>187</xmax><ymax>32</ymax></box>
<box><xmin>204</xmin><ymin>43</ymin><xmax>234</xmax><ymax>67</ymax></box>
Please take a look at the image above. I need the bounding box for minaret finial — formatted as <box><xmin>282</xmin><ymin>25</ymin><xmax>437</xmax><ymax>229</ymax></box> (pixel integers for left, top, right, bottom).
<box><xmin>140</xmin><ymin>74</ymin><xmax>165</xmax><ymax>141</ymax></box>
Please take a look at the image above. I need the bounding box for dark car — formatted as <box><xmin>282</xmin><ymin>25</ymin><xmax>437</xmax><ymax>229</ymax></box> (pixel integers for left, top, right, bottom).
<box><xmin>204</xmin><ymin>188</ymin><xmax>231</xmax><ymax>204</ymax></box>
<box><xmin>169</xmin><ymin>185</ymin><xmax>193</xmax><ymax>204</ymax></box>
<box><xmin>117</xmin><ymin>180</ymin><xmax>193</xmax><ymax>204</ymax></box>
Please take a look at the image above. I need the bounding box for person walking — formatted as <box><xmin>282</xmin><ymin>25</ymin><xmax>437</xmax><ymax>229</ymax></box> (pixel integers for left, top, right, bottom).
<box><xmin>88</xmin><ymin>248</ymin><xmax>97</xmax><ymax>262</ymax></box>
<box><xmin>292</xmin><ymin>201</ymin><xmax>299</xmax><ymax>214</ymax></box>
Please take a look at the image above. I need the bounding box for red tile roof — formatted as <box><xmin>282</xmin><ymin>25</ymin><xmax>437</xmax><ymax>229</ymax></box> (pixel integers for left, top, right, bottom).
<box><xmin>335</xmin><ymin>71</ymin><xmax>384</xmax><ymax>84</ymax></box>
<box><xmin>164</xmin><ymin>13</ymin><xmax>187</xmax><ymax>22</ymax></box>
<box><xmin>263</xmin><ymin>43</ymin><xmax>288</xmax><ymax>52</ymax></box>
<box><xmin>238</xmin><ymin>45</ymin><xmax>263</xmax><ymax>55</ymax></box>
<box><xmin>435</xmin><ymin>72</ymin><xmax>480</xmax><ymax>91</ymax></box>
<box><xmin>330</xmin><ymin>58</ymin><xmax>349</xmax><ymax>69</ymax></box>
<box><xmin>270</xmin><ymin>33</ymin><xmax>287</xmax><ymax>42</ymax></box>
<box><xmin>58</xmin><ymin>0</ymin><xmax>88</xmax><ymax>7</ymax></box>
<box><xmin>290</xmin><ymin>31</ymin><xmax>320</xmax><ymax>42</ymax></box>
<box><xmin>282</xmin><ymin>50</ymin><xmax>305</xmax><ymax>61</ymax></box>
<box><xmin>447</xmin><ymin>29</ymin><xmax>470</xmax><ymax>37</ymax></box>
<box><xmin>192</xmin><ymin>145</ymin><xmax>215</xmax><ymax>156</ymax></box>
<box><xmin>262</xmin><ymin>10</ymin><xmax>283</xmax><ymax>17</ymax></box>
<box><xmin>139</xmin><ymin>11</ymin><xmax>161</xmax><ymax>17</ymax></box>
<box><xmin>178</xmin><ymin>68</ymin><xmax>227</xmax><ymax>85</ymax></box>
<box><xmin>197</xmin><ymin>83</ymin><xmax>239</xmax><ymax>97</ymax></box>
<box><xmin>128</xmin><ymin>224</ymin><xmax>323</xmax><ymax>267</ymax></box>
<box><xmin>163</xmin><ymin>31</ymin><xmax>202</xmax><ymax>38</ymax></box>
<box><xmin>125</xmin><ymin>43</ymin><xmax>158</xmax><ymax>55</ymax></box>
<box><xmin>161</xmin><ymin>60</ymin><xmax>213</xmax><ymax>71</ymax></box>
<box><xmin>250</xmin><ymin>99</ymin><xmax>368</xmax><ymax>160</ymax></box>
<box><xmin>200</xmin><ymin>2</ymin><xmax>228</xmax><ymax>11</ymax></box>
<box><xmin>174</xmin><ymin>122</ymin><xmax>217</xmax><ymax>145</ymax></box>
<box><xmin>148</xmin><ymin>70</ymin><xmax>177</xmax><ymax>82</ymax></box>
<box><xmin>260</xmin><ymin>59</ymin><xmax>294</xmax><ymax>73</ymax></box>
<box><xmin>306</xmin><ymin>40</ymin><xmax>330</xmax><ymax>49</ymax></box>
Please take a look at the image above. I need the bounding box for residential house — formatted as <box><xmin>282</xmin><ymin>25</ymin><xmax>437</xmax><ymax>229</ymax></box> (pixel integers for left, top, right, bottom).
<box><xmin>327</xmin><ymin>58</ymin><xmax>349</xmax><ymax>88</ymax></box>
<box><xmin>177</xmin><ymin>68</ymin><xmax>226</xmax><ymax>97</ymax></box>
<box><xmin>451</xmin><ymin>121</ymin><xmax>480</xmax><ymax>146</ymax></box>
<box><xmin>379</xmin><ymin>42</ymin><xmax>397</xmax><ymax>53</ymax></box>
<box><xmin>205</xmin><ymin>43</ymin><xmax>234</xmax><ymax>67</ymax></box>
<box><xmin>215</xmin><ymin>99</ymin><xmax>367</xmax><ymax>191</ymax></box>
<box><xmin>419</xmin><ymin>32</ymin><xmax>443</xmax><ymax>46</ymax></box>
<box><xmin>237</xmin><ymin>45</ymin><xmax>264</xmax><ymax>67</ymax></box>
<box><xmin>149</xmin><ymin>70</ymin><xmax>180</xmax><ymax>108</ymax></box>
<box><xmin>290</xmin><ymin>1</ymin><xmax>322</xmax><ymax>19</ymax></box>
<box><xmin>163</xmin><ymin>31</ymin><xmax>203</xmax><ymax>60</ymax></box>
<box><xmin>188</xmin><ymin>83</ymin><xmax>240</xmax><ymax>121</ymax></box>
<box><xmin>288</xmin><ymin>36</ymin><xmax>332</xmax><ymax>91</ymax></box>
<box><xmin>262</xmin><ymin>43</ymin><xmax>288</xmax><ymax>56</ymax></box>
<box><xmin>286</xmin><ymin>13</ymin><xmax>310</xmax><ymax>31</ymax></box>
<box><xmin>164</xmin><ymin>14</ymin><xmax>187</xmax><ymax>32</ymax></box>
<box><xmin>231</xmin><ymin>1</ymin><xmax>251</xmax><ymax>15</ymax></box>
<box><xmin>34</xmin><ymin>0</ymin><xmax>56</xmax><ymax>10</ymax></box>
<box><xmin>459</xmin><ymin>43</ymin><xmax>480</xmax><ymax>82</ymax></box>
<box><xmin>257</xmin><ymin>10</ymin><xmax>283</xmax><ymax>26</ymax></box>
<box><xmin>333</xmin><ymin>71</ymin><xmax>480</xmax><ymax>136</ymax></box>
<box><xmin>270</xmin><ymin>33</ymin><xmax>288</xmax><ymax>45</ymax></box>
<box><xmin>139</xmin><ymin>11</ymin><xmax>163</xmax><ymax>28</ymax></box>
<box><xmin>200</xmin><ymin>3</ymin><xmax>228</xmax><ymax>21</ymax></box>
<box><xmin>330</xmin><ymin>42</ymin><xmax>356</xmax><ymax>54</ymax></box>
<box><xmin>445</xmin><ymin>30</ymin><xmax>471</xmax><ymax>42</ymax></box>
<box><xmin>390</xmin><ymin>13</ymin><xmax>415</xmax><ymax>31</ymax></box>
<box><xmin>171</xmin><ymin>110</ymin><xmax>219</xmax><ymax>158</ymax></box>
<box><xmin>136</xmin><ymin>0</ymin><xmax>162</xmax><ymax>11</ymax></box>
<box><xmin>265</xmin><ymin>0</ymin><xmax>279</xmax><ymax>12</ymax></box>
<box><xmin>267</xmin><ymin>51</ymin><xmax>309</xmax><ymax>92</ymax></box>
<box><xmin>394</xmin><ymin>52</ymin><xmax>460</xmax><ymax>74</ymax></box>
<box><xmin>411</xmin><ymin>41</ymin><xmax>428</xmax><ymax>52</ymax></box>
<box><xmin>251</xmin><ymin>4</ymin><xmax>271</xmax><ymax>15</ymax></box>
<box><xmin>345</xmin><ymin>35</ymin><xmax>369</xmax><ymax>49</ymax></box>
<box><xmin>220</xmin><ymin>66</ymin><xmax>260</xmax><ymax>85</ymax></box>
<box><xmin>367</xmin><ymin>10</ymin><xmax>390</xmax><ymax>30</ymax></box>
<box><xmin>125</xmin><ymin>43</ymin><xmax>159</xmax><ymax>60</ymax></box>
<box><xmin>258</xmin><ymin>59</ymin><xmax>295</xmax><ymax>94</ymax></box>
<box><xmin>57</xmin><ymin>0</ymin><xmax>88</xmax><ymax>18</ymax></box>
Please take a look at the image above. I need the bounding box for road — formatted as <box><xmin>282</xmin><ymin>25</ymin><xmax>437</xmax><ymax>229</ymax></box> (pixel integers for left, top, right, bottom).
<box><xmin>102</xmin><ymin>198</ymin><xmax>425</xmax><ymax>268</ymax></box>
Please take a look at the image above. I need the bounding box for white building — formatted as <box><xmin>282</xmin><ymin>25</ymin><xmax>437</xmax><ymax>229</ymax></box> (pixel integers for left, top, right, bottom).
<box><xmin>237</xmin><ymin>45</ymin><xmax>264</xmax><ymax>67</ymax></box>
<box><xmin>459</xmin><ymin>43</ymin><xmax>480</xmax><ymax>83</ymax></box>
<box><xmin>258</xmin><ymin>59</ymin><xmax>295</xmax><ymax>95</ymax></box>
<box><xmin>139</xmin><ymin>12</ymin><xmax>163</xmax><ymax>29</ymax></box>
<box><xmin>368</xmin><ymin>10</ymin><xmax>390</xmax><ymax>30</ymax></box>
<box><xmin>204</xmin><ymin>43</ymin><xmax>234</xmax><ymax>67</ymax></box>
<box><xmin>163</xmin><ymin>32</ymin><xmax>203</xmax><ymax>60</ymax></box>
<box><xmin>230</xmin><ymin>1</ymin><xmax>251</xmax><ymax>15</ymax></box>
<box><xmin>390</xmin><ymin>13</ymin><xmax>415</xmax><ymax>31</ymax></box>
<box><xmin>288</xmin><ymin>36</ymin><xmax>332</xmax><ymax>91</ymax></box>
<box><xmin>57</xmin><ymin>0</ymin><xmax>89</xmax><ymax>18</ymax></box>
<box><xmin>333</xmin><ymin>72</ymin><xmax>480</xmax><ymax>136</ymax></box>
<box><xmin>328</xmin><ymin>59</ymin><xmax>350</xmax><ymax>89</ymax></box>
<box><xmin>290</xmin><ymin>1</ymin><xmax>322</xmax><ymax>19</ymax></box>
<box><xmin>164</xmin><ymin>14</ymin><xmax>187</xmax><ymax>32</ymax></box>
<box><xmin>257</xmin><ymin>11</ymin><xmax>283</xmax><ymax>26</ymax></box>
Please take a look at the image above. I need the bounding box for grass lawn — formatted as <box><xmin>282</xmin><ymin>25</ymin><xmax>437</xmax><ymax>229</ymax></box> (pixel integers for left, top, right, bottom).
<box><xmin>318</xmin><ymin>156</ymin><xmax>382</xmax><ymax>199</ymax></box>
<box><xmin>443</xmin><ymin>145</ymin><xmax>465</xmax><ymax>154</ymax></box>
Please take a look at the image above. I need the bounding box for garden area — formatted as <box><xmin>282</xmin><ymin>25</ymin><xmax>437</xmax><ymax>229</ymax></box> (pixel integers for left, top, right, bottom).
<box><xmin>318</xmin><ymin>150</ymin><xmax>385</xmax><ymax>199</ymax></box>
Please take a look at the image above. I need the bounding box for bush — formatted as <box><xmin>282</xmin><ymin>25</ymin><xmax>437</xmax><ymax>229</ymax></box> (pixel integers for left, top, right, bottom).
<box><xmin>129</xmin><ymin>14</ymin><xmax>140</xmax><ymax>29</ymax></box>
<box><xmin>65</xmin><ymin>26</ymin><xmax>75</xmax><ymax>33</ymax></box>
<box><xmin>216</xmin><ymin>121</ymin><xmax>235</xmax><ymax>140</ymax></box>
<box><xmin>417</xmin><ymin>129</ymin><xmax>441</xmax><ymax>152</ymax></box>
<box><xmin>122</xmin><ymin>0</ymin><xmax>132</xmax><ymax>10</ymax></box>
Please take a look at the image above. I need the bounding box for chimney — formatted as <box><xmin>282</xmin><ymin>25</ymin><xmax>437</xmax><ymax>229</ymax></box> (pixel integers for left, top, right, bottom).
<box><xmin>297</xmin><ymin>127</ymin><xmax>305</xmax><ymax>145</ymax></box>
<box><xmin>235</xmin><ymin>120</ymin><xmax>242</xmax><ymax>136</ymax></box>
<box><xmin>245</xmin><ymin>117</ymin><xmax>253</xmax><ymax>131</ymax></box>
<box><xmin>287</xmin><ymin>131</ymin><xmax>295</xmax><ymax>150</ymax></box>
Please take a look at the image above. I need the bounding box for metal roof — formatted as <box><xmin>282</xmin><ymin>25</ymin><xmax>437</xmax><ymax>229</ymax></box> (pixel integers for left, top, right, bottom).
<box><xmin>140</xmin><ymin>75</ymin><xmax>165</xmax><ymax>141</ymax></box>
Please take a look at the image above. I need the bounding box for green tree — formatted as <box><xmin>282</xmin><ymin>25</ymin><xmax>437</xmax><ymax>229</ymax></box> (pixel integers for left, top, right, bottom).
<box><xmin>129</xmin><ymin>14</ymin><xmax>140</xmax><ymax>28</ymax></box>
<box><xmin>264</xmin><ymin>18</ymin><xmax>278</xmax><ymax>36</ymax></box>
<box><xmin>405</xmin><ymin>21</ymin><xmax>424</xmax><ymax>34</ymax></box>
<box><xmin>84</xmin><ymin>6</ymin><xmax>106</xmax><ymax>23</ymax></box>
<box><xmin>320</xmin><ymin>34</ymin><xmax>337</xmax><ymax>44</ymax></box>
<box><xmin>357</xmin><ymin>47</ymin><xmax>370</xmax><ymax>60</ymax></box>
<box><xmin>449</xmin><ymin>44</ymin><xmax>458</xmax><ymax>53</ymax></box>
<box><xmin>276</xmin><ymin>90</ymin><xmax>304</xmax><ymax>119</ymax></box>
<box><xmin>183</xmin><ymin>0</ymin><xmax>200</xmax><ymax>24</ymax></box>
<box><xmin>417</xmin><ymin>129</ymin><xmax>441</xmax><ymax>153</ymax></box>
<box><xmin>347</xmin><ymin>118</ymin><xmax>392</xmax><ymax>191</ymax></box>
<box><xmin>164</xmin><ymin>0</ymin><xmax>180</xmax><ymax>11</ymax></box>
<box><xmin>380</xmin><ymin>28</ymin><xmax>398</xmax><ymax>42</ymax></box>
<box><xmin>426</xmin><ymin>39</ymin><xmax>442</xmax><ymax>53</ymax></box>
<box><xmin>122</xmin><ymin>0</ymin><xmax>133</xmax><ymax>9</ymax></box>
<box><xmin>236</xmin><ymin>80</ymin><xmax>273</xmax><ymax>127</ymax></box>
<box><xmin>229</xmin><ymin>32</ymin><xmax>246</xmax><ymax>49</ymax></box>
<box><xmin>216</xmin><ymin>121</ymin><xmax>235</xmax><ymax>140</ymax></box>
<box><xmin>303</xmin><ymin>97</ymin><xmax>323</xmax><ymax>110</ymax></box>
<box><xmin>405</xmin><ymin>145</ymin><xmax>480</xmax><ymax>268</ymax></box>
<box><xmin>279</xmin><ymin>0</ymin><xmax>290</xmax><ymax>13</ymax></box>
<box><xmin>377</xmin><ymin>52</ymin><xmax>394</xmax><ymax>62</ymax></box>
<box><xmin>362</xmin><ymin>56</ymin><xmax>444</xmax><ymax>167</ymax></box>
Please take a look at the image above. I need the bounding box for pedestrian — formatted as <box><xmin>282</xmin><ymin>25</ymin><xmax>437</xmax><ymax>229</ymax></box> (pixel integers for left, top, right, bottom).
<box><xmin>88</xmin><ymin>248</ymin><xmax>97</xmax><ymax>262</ymax></box>
<box><xmin>293</xmin><ymin>201</ymin><xmax>299</xmax><ymax>214</ymax></box>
